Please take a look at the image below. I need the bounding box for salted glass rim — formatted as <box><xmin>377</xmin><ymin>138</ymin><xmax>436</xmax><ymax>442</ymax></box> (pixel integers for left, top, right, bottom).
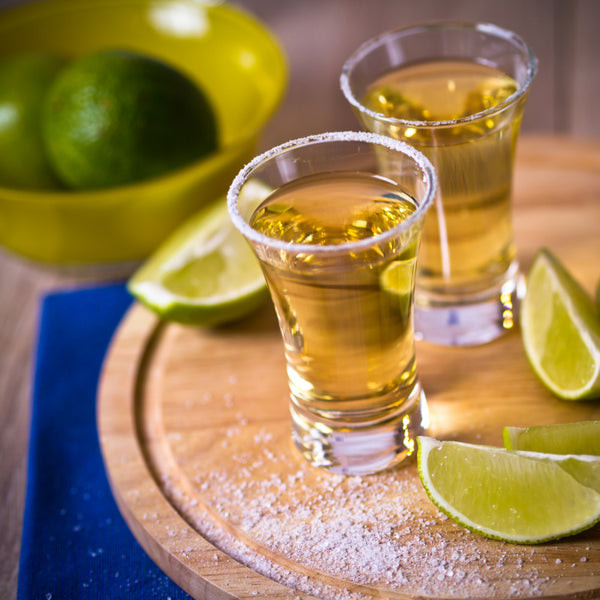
<box><xmin>226</xmin><ymin>131</ymin><xmax>437</xmax><ymax>255</ymax></box>
<box><xmin>340</xmin><ymin>21</ymin><xmax>538</xmax><ymax>129</ymax></box>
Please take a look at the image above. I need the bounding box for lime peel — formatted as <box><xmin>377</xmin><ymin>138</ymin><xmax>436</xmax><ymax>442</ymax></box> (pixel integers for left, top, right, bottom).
<box><xmin>417</xmin><ymin>436</ymin><xmax>600</xmax><ymax>544</ymax></box>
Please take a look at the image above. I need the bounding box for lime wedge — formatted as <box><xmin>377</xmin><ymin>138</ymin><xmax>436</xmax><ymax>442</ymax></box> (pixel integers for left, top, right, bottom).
<box><xmin>520</xmin><ymin>248</ymin><xmax>600</xmax><ymax>400</ymax></box>
<box><xmin>504</xmin><ymin>421</ymin><xmax>600</xmax><ymax>455</ymax></box>
<box><xmin>128</xmin><ymin>183</ymin><xmax>270</xmax><ymax>325</ymax></box>
<box><xmin>417</xmin><ymin>436</ymin><xmax>600</xmax><ymax>544</ymax></box>
<box><xmin>380</xmin><ymin>256</ymin><xmax>416</xmax><ymax>316</ymax></box>
<box><xmin>380</xmin><ymin>256</ymin><xmax>416</xmax><ymax>294</ymax></box>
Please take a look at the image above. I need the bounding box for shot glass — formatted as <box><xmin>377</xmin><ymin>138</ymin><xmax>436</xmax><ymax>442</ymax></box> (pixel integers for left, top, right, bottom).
<box><xmin>341</xmin><ymin>22</ymin><xmax>537</xmax><ymax>346</ymax></box>
<box><xmin>227</xmin><ymin>131</ymin><xmax>436</xmax><ymax>475</ymax></box>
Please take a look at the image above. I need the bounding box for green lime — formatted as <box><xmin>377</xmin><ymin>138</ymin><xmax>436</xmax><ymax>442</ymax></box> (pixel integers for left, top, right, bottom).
<box><xmin>417</xmin><ymin>436</ymin><xmax>600</xmax><ymax>544</ymax></box>
<box><xmin>503</xmin><ymin>421</ymin><xmax>600</xmax><ymax>455</ymax></box>
<box><xmin>42</xmin><ymin>49</ymin><xmax>218</xmax><ymax>189</ymax></box>
<box><xmin>128</xmin><ymin>181</ymin><xmax>270</xmax><ymax>326</ymax></box>
<box><xmin>520</xmin><ymin>248</ymin><xmax>600</xmax><ymax>400</ymax></box>
<box><xmin>0</xmin><ymin>52</ymin><xmax>64</xmax><ymax>189</ymax></box>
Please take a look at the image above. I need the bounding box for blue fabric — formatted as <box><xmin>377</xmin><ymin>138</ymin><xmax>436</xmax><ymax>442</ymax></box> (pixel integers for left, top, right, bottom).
<box><xmin>18</xmin><ymin>283</ymin><xmax>192</xmax><ymax>599</ymax></box>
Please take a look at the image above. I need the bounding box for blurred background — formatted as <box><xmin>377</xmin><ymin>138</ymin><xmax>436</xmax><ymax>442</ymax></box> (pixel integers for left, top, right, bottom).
<box><xmin>0</xmin><ymin>0</ymin><xmax>598</xmax><ymax>143</ymax></box>
<box><xmin>227</xmin><ymin>0</ymin><xmax>600</xmax><ymax>146</ymax></box>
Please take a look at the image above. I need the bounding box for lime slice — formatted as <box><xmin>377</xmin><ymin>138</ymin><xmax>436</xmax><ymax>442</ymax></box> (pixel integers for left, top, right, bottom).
<box><xmin>520</xmin><ymin>248</ymin><xmax>600</xmax><ymax>400</ymax></box>
<box><xmin>417</xmin><ymin>436</ymin><xmax>600</xmax><ymax>544</ymax></box>
<box><xmin>128</xmin><ymin>182</ymin><xmax>270</xmax><ymax>325</ymax></box>
<box><xmin>504</xmin><ymin>421</ymin><xmax>600</xmax><ymax>455</ymax></box>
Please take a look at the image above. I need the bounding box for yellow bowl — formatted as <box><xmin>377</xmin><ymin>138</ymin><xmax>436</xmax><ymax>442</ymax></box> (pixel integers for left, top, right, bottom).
<box><xmin>0</xmin><ymin>0</ymin><xmax>287</xmax><ymax>265</ymax></box>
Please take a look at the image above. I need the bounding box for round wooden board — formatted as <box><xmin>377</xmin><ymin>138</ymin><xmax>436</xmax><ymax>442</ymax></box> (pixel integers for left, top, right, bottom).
<box><xmin>98</xmin><ymin>136</ymin><xmax>600</xmax><ymax>600</ymax></box>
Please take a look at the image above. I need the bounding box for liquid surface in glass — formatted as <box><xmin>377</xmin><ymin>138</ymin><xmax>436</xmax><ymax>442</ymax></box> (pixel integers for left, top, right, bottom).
<box><xmin>363</xmin><ymin>59</ymin><xmax>521</xmax><ymax>296</ymax></box>
<box><xmin>250</xmin><ymin>171</ymin><xmax>420</xmax><ymax>420</ymax></box>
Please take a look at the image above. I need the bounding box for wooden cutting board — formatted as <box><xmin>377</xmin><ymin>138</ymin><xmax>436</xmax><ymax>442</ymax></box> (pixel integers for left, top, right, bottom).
<box><xmin>98</xmin><ymin>136</ymin><xmax>600</xmax><ymax>600</ymax></box>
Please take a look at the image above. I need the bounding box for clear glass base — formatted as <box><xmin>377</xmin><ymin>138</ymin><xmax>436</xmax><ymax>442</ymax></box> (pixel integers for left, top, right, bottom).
<box><xmin>290</xmin><ymin>383</ymin><xmax>428</xmax><ymax>475</ymax></box>
<box><xmin>415</xmin><ymin>271</ymin><xmax>526</xmax><ymax>346</ymax></box>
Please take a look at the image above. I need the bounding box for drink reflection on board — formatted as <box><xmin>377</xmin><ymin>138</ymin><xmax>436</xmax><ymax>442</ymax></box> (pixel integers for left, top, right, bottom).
<box><xmin>341</xmin><ymin>22</ymin><xmax>537</xmax><ymax>346</ymax></box>
<box><xmin>227</xmin><ymin>132</ymin><xmax>437</xmax><ymax>475</ymax></box>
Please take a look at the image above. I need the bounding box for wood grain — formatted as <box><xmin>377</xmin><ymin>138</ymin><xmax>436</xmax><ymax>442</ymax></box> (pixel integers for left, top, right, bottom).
<box><xmin>98</xmin><ymin>136</ymin><xmax>600</xmax><ymax>600</ymax></box>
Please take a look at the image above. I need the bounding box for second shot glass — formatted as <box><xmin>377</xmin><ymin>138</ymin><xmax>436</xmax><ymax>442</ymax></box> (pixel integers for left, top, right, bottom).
<box><xmin>341</xmin><ymin>22</ymin><xmax>537</xmax><ymax>346</ymax></box>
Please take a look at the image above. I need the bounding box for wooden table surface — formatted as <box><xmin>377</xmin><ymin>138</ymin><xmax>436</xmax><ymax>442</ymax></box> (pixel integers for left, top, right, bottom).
<box><xmin>1</xmin><ymin>2</ymin><xmax>600</xmax><ymax>597</ymax></box>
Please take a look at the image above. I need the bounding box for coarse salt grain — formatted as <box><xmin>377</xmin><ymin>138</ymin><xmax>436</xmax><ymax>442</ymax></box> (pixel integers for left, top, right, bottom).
<box><xmin>160</xmin><ymin>458</ymin><xmax>567</xmax><ymax>600</ymax></box>
<box><xmin>153</xmin><ymin>409</ymin><xmax>592</xmax><ymax>599</ymax></box>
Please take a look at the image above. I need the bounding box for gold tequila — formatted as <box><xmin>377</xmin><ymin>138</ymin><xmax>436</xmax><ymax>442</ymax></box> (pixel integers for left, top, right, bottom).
<box><xmin>250</xmin><ymin>171</ymin><xmax>420</xmax><ymax>421</ymax></box>
<box><xmin>363</xmin><ymin>59</ymin><xmax>521</xmax><ymax>296</ymax></box>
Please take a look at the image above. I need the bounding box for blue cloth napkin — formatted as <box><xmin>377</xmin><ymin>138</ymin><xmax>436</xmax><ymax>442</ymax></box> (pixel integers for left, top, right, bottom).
<box><xmin>18</xmin><ymin>283</ymin><xmax>192</xmax><ymax>599</ymax></box>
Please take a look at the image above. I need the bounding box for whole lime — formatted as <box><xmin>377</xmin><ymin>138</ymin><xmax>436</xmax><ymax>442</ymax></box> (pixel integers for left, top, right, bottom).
<box><xmin>42</xmin><ymin>49</ymin><xmax>218</xmax><ymax>189</ymax></box>
<box><xmin>0</xmin><ymin>52</ymin><xmax>65</xmax><ymax>189</ymax></box>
